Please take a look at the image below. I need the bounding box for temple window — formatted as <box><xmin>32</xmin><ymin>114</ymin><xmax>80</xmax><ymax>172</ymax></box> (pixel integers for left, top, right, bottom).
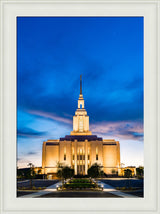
<box><xmin>64</xmin><ymin>147</ymin><xmax>66</xmax><ymax>161</ymax></box>
<box><xmin>96</xmin><ymin>146</ymin><xmax>98</xmax><ymax>160</ymax></box>
<box><xmin>79</xmin><ymin>119</ymin><xmax>83</xmax><ymax>132</ymax></box>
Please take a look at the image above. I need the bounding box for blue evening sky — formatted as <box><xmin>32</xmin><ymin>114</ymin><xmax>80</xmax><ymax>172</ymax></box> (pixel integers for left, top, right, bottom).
<box><xmin>17</xmin><ymin>17</ymin><xmax>143</xmax><ymax>168</ymax></box>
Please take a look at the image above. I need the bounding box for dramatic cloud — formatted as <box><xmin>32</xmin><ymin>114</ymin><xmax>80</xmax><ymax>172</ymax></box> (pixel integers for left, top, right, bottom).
<box><xmin>90</xmin><ymin>121</ymin><xmax>143</xmax><ymax>141</ymax></box>
<box><xmin>17</xmin><ymin>128</ymin><xmax>47</xmax><ymax>138</ymax></box>
<box><xmin>28</xmin><ymin>110</ymin><xmax>72</xmax><ymax>125</ymax></box>
<box><xmin>17</xmin><ymin>17</ymin><xmax>143</xmax><ymax>124</ymax></box>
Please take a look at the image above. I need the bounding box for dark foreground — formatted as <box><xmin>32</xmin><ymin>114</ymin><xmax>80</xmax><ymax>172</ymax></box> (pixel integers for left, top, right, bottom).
<box><xmin>17</xmin><ymin>178</ymin><xmax>143</xmax><ymax>198</ymax></box>
<box><xmin>99</xmin><ymin>178</ymin><xmax>144</xmax><ymax>197</ymax></box>
<box><xmin>17</xmin><ymin>191</ymin><xmax>37</xmax><ymax>197</ymax></box>
<box><xmin>17</xmin><ymin>179</ymin><xmax>59</xmax><ymax>197</ymax></box>
<box><xmin>100</xmin><ymin>178</ymin><xmax>143</xmax><ymax>188</ymax></box>
<box><xmin>36</xmin><ymin>191</ymin><xmax>121</xmax><ymax>198</ymax></box>
<box><xmin>17</xmin><ymin>179</ymin><xmax>58</xmax><ymax>189</ymax></box>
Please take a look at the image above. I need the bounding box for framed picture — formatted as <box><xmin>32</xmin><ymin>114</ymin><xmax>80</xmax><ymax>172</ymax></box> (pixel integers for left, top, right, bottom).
<box><xmin>0</xmin><ymin>0</ymin><xmax>159</xmax><ymax>213</ymax></box>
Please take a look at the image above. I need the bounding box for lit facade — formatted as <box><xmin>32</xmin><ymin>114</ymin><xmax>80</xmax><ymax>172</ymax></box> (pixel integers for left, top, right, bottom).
<box><xmin>118</xmin><ymin>166</ymin><xmax>136</xmax><ymax>177</ymax></box>
<box><xmin>42</xmin><ymin>76</ymin><xmax>120</xmax><ymax>177</ymax></box>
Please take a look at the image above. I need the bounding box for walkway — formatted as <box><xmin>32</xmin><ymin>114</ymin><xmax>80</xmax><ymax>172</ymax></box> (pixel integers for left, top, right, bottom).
<box><xmin>19</xmin><ymin>180</ymin><xmax>138</xmax><ymax>198</ymax></box>
<box><xmin>98</xmin><ymin>181</ymin><xmax>139</xmax><ymax>198</ymax></box>
<box><xmin>20</xmin><ymin>180</ymin><xmax>61</xmax><ymax>198</ymax></box>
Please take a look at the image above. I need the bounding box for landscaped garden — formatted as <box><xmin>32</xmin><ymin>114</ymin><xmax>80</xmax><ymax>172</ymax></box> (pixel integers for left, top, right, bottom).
<box><xmin>56</xmin><ymin>163</ymin><xmax>104</xmax><ymax>191</ymax></box>
<box><xmin>57</xmin><ymin>178</ymin><xmax>103</xmax><ymax>191</ymax></box>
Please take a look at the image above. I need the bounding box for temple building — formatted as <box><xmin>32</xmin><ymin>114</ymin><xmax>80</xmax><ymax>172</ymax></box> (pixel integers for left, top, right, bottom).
<box><xmin>42</xmin><ymin>76</ymin><xmax>120</xmax><ymax>178</ymax></box>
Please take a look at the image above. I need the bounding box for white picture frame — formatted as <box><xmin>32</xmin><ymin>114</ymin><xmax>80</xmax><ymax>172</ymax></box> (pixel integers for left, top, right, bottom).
<box><xmin>0</xmin><ymin>0</ymin><xmax>159</xmax><ymax>213</ymax></box>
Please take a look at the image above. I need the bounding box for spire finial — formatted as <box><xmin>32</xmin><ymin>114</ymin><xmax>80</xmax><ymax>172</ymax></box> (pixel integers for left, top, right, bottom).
<box><xmin>80</xmin><ymin>75</ymin><xmax>82</xmax><ymax>95</ymax></box>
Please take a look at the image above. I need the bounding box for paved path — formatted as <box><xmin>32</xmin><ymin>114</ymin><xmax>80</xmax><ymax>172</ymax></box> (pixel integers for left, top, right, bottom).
<box><xmin>19</xmin><ymin>181</ymin><xmax>61</xmax><ymax>198</ymax></box>
<box><xmin>18</xmin><ymin>180</ymin><xmax>29</xmax><ymax>183</ymax></box>
<box><xmin>19</xmin><ymin>180</ymin><xmax>138</xmax><ymax>198</ymax></box>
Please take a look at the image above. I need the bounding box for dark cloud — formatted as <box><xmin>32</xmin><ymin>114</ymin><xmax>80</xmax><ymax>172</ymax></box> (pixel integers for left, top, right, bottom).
<box><xmin>118</xmin><ymin>130</ymin><xmax>144</xmax><ymax>141</ymax></box>
<box><xmin>17</xmin><ymin>128</ymin><xmax>47</xmax><ymax>138</ymax></box>
<box><xmin>17</xmin><ymin>17</ymin><xmax>143</xmax><ymax>130</ymax></box>
<box><xmin>27</xmin><ymin>151</ymin><xmax>37</xmax><ymax>155</ymax></box>
<box><xmin>17</xmin><ymin>18</ymin><xmax>143</xmax><ymax>125</ymax></box>
<box><xmin>17</xmin><ymin>75</ymin><xmax>143</xmax><ymax>124</ymax></box>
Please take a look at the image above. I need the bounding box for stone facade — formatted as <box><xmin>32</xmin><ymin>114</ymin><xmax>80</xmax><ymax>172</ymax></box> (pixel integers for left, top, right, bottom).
<box><xmin>42</xmin><ymin>76</ymin><xmax>120</xmax><ymax>176</ymax></box>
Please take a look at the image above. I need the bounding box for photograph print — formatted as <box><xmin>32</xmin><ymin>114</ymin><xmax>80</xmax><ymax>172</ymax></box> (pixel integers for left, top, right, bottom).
<box><xmin>17</xmin><ymin>17</ymin><xmax>144</xmax><ymax>198</ymax></box>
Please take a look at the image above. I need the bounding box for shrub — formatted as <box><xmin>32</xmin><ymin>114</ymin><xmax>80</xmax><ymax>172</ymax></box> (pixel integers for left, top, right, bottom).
<box><xmin>63</xmin><ymin>182</ymin><xmax>97</xmax><ymax>189</ymax></box>
<box><xmin>69</xmin><ymin>179</ymin><xmax>90</xmax><ymax>184</ymax></box>
<box><xmin>121</xmin><ymin>187</ymin><xmax>126</xmax><ymax>190</ymax></box>
<box><xmin>38</xmin><ymin>187</ymin><xmax>42</xmax><ymax>190</ymax></box>
<box><xmin>124</xmin><ymin>169</ymin><xmax>132</xmax><ymax>178</ymax></box>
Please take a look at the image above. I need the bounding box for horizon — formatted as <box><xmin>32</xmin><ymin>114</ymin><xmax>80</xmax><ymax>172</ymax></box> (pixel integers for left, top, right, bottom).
<box><xmin>17</xmin><ymin>17</ymin><xmax>144</xmax><ymax>169</ymax></box>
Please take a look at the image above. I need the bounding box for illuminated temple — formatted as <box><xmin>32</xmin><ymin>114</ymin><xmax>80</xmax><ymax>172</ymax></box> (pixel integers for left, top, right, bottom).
<box><xmin>42</xmin><ymin>76</ymin><xmax>120</xmax><ymax>178</ymax></box>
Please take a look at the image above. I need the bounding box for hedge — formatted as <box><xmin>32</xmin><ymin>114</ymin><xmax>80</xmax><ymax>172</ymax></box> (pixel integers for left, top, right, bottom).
<box><xmin>63</xmin><ymin>183</ymin><xmax>97</xmax><ymax>189</ymax></box>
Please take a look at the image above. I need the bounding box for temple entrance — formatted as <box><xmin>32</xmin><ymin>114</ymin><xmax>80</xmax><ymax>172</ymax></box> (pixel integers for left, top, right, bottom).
<box><xmin>77</xmin><ymin>165</ymin><xmax>85</xmax><ymax>175</ymax></box>
<box><xmin>77</xmin><ymin>147</ymin><xmax>85</xmax><ymax>175</ymax></box>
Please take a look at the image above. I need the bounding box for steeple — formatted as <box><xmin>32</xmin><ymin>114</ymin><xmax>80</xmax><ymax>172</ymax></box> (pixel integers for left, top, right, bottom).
<box><xmin>80</xmin><ymin>75</ymin><xmax>82</xmax><ymax>95</ymax></box>
<box><xmin>70</xmin><ymin>76</ymin><xmax>92</xmax><ymax>135</ymax></box>
<box><xmin>78</xmin><ymin>75</ymin><xmax>84</xmax><ymax>109</ymax></box>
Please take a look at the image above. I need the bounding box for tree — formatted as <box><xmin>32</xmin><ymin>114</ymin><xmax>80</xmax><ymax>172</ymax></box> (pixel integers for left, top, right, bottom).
<box><xmin>57</xmin><ymin>162</ymin><xmax>63</xmax><ymax>169</ymax></box>
<box><xmin>38</xmin><ymin>169</ymin><xmax>42</xmax><ymax>175</ymax></box>
<box><xmin>56</xmin><ymin>163</ymin><xmax>74</xmax><ymax>185</ymax></box>
<box><xmin>124</xmin><ymin>169</ymin><xmax>132</xmax><ymax>178</ymax></box>
<box><xmin>100</xmin><ymin>170</ymin><xmax>104</xmax><ymax>178</ymax></box>
<box><xmin>87</xmin><ymin>163</ymin><xmax>103</xmax><ymax>180</ymax></box>
<box><xmin>56</xmin><ymin>162</ymin><xmax>64</xmax><ymax>183</ymax></box>
<box><xmin>124</xmin><ymin>169</ymin><xmax>132</xmax><ymax>188</ymax></box>
<box><xmin>17</xmin><ymin>167</ymin><xmax>24</xmax><ymax>179</ymax></box>
<box><xmin>62</xmin><ymin>166</ymin><xmax>74</xmax><ymax>182</ymax></box>
<box><xmin>57</xmin><ymin>168</ymin><xmax>62</xmax><ymax>179</ymax></box>
<box><xmin>111</xmin><ymin>169</ymin><xmax>116</xmax><ymax>175</ymax></box>
<box><xmin>27</xmin><ymin>163</ymin><xmax>35</xmax><ymax>189</ymax></box>
<box><xmin>136</xmin><ymin>166</ymin><xmax>144</xmax><ymax>179</ymax></box>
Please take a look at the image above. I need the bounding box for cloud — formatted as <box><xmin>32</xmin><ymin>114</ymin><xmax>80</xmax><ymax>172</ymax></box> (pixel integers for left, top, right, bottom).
<box><xmin>28</xmin><ymin>110</ymin><xmax>72</xmax><ymax>125</ymax></box>
<box><xmin>17</xmin><ymin>128</ymin><xmax>47</xmax><ymax>138</ymax></box>
<box><xmin>90</xmin><ymin>120</ymin><xmax>143</xmax><ymax>141</ymax></box>
<box><xmin>27</xmin><ymin>151</ymin><xmax>37</xmax><ymax>155</ymax></box>
<box><xmin>17</xmin><ymin>157</ymin><xmax>30</xmax><ymax>164</ymax></box>
<box><xmin>17</xmin><ymin>17</ymin><xmax>143</xmax><ymax>126</ymax></box>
